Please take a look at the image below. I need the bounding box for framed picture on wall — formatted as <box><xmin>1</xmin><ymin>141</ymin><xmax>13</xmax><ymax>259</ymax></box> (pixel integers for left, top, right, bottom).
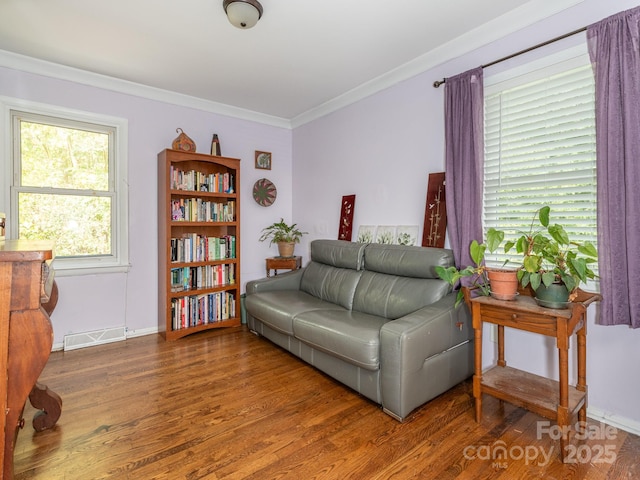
<box><xmin>375</xmin><ymin>226</ymin><xmax>396</xmax><ymax>245</ymax></box>
<box><xmin>255</xmin><ymin>151</ymin><xmax>272</xmax><ymax>170</ymax></box>
<box><xmin>357</xmin><ymin>225</ymin><xmax>377</xmax><ymax>243</ymax></box>
<box><xmin>395</xmin><ymin>225</ymin><xmax>419</xmax><ymax>246</ymax></box>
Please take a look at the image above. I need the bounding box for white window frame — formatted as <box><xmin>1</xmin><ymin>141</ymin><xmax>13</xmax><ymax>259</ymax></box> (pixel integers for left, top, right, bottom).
<box><xmin>0</xmin><ymin>97</ymin><xmax>129</xmax><ymax>275</ymax></box>
<box><xmin>482</xmin><ymin>45</ymin><xmax>598</xmax><ymax>288</ymax></box>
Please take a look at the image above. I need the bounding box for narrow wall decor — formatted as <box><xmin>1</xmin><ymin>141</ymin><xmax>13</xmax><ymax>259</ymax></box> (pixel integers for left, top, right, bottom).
<box><xmin>422</xmin><ymin>172</ymin><xmax>447</xmax><ymax>248</ymax></box>
<box><xmin>338</xmin><ymin>194</ymin><xmax>356</xmax><ymax>241</ymax></box>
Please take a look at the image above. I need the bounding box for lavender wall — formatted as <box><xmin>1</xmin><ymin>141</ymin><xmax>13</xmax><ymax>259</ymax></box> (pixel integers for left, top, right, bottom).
<box><xmin>0</xmin><ymin>66</ymin><xmax>292</xmax><ymax>344</ymax></box>
<box><xmin>291</xmin><ymin>0</ymin><xmax>640</xmax><ymax>432</ymax></box>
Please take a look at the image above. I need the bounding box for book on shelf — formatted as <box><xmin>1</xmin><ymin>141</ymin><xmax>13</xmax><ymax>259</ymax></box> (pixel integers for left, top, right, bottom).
<box><xmin>171</xmin><ymin>234</ymin><xmax>236</xmax><ymax>263</ymax></box>
<box><xmin>171</xmin><ymin>200</ymin><xmax>184</xmax><ymax>221</ymax></box>
<box><xmin>170</xmin><ymin>198</ymin><xmax>235</xmax><ymax>223</ymax></box>
<box><xmin>170</xmin><ymin>264</ymin><xmax>236</xmax><ymax>291</ymax></box>
<box><xmin>170</xmin><ymin>291</ymin><xmax>236</xmax><ymax>331</ymax></box>
<box><xmin>170</xmin><ymin>166</ymin><xmax>235</xmax><ymax>194</ymax></box>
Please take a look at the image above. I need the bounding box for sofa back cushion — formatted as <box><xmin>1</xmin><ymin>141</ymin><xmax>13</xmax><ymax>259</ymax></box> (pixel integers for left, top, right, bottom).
<box><xmin>300</xmin><ymin>240</ymin><xmax>366</xmax><ymax>310</ymax></box>
<box><xmin>308</xmin><ymin>239</ymin><xmax>365</xmax><ymax>270</ymax></box>
<box><xmin>353</xmin><ymin>272</ymin><xmax>450</xmax><ymax>319</ymax></box>
<box><xmin>363</xmin><ymin>243</ymin><xmax>454</xmax><ymax>278</ymax></box>
<box><xmin>353</xmin><ymin>244</ymin><xmax>454</xmax><ymax>319</ymax></box>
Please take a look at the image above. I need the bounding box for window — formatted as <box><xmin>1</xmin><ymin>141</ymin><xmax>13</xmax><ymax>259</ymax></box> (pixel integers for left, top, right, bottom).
<box><xmin>483</xmin><ymin>53</ymin><xmax>598</xmax><ymax>283</ymax></box>
<box><xmin>2</xmin><ymin>100</ymin><xmax>129</xmax><ymax>274</ymax></box>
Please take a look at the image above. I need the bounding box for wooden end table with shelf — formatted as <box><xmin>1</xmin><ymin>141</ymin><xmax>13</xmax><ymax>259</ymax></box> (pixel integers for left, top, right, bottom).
<box><xmin>462</xmin><ymin>287</ymin><xmax>601</xmax><ymax>462</ymax></box>
<box><xmin>265</xmin><ymin>256</ymin><xmax>302</xmax><ymax>277</ymax></box>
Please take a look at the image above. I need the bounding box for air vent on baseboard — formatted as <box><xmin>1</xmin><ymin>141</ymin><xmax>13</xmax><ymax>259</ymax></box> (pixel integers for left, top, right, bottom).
<box><xmin>63</xmin><ymin>326</ymin><xmax>127</xmax><ymax>351</ymax></box>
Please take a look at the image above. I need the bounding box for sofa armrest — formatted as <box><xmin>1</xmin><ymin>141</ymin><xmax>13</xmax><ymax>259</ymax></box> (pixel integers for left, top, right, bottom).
<box><xmin>246</xmin><ymin>268</ymin><xmax>304</xmax><ymax>295</ymax></box>
<box><xmin>379</xmin><ymin>293</ymin><xmax>472</xmax><ymax>420</ymax></box>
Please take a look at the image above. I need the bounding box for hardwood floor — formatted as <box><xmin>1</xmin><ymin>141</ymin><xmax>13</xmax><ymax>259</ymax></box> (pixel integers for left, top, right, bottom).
<box><xmin>13</xmin><ymin>327</ymin><xmax>640</xmax><ymax>479</ymax></box>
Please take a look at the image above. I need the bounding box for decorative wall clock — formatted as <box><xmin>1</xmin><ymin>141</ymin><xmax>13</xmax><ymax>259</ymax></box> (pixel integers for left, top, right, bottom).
<box><xmin>253</xmin><ymin>178</ymin><xmax>277</xmax><ymax>206</ymax></box>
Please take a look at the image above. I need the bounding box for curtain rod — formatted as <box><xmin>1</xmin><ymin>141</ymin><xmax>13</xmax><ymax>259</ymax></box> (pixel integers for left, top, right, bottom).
<box><xmin>433</xmin><ymin>26</ymin><xmax>587</xmax><ymax>88</ymax></box>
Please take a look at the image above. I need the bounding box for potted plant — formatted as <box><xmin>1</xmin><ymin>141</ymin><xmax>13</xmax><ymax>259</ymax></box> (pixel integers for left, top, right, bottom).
<box><xmin>505</xmin><ymin>206</ymin><xmax>598</xmax><ymax>307</ymax></box>
<box><xmin>259</xmin><ymin>218</ymin><xmax>308</xmax><ymax>257</ymax></box>
<box><xmin>435</xmin><ymin>228</ymin><xmax>519</xmax><ymax>306</ymax></box>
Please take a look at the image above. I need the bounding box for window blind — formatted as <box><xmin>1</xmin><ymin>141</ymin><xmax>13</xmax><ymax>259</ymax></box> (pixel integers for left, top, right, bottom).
<box><xmin>483</xmin><ymin>63</ymin><xmax>597</xmax><ymax>269</ymax></box>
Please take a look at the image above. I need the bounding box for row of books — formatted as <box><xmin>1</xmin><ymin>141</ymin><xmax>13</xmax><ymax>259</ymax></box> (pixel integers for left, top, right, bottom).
<box><xmin>171</xmin><ymin>291</ymin><xmax>236</xmax><ymax>330</ymax></box>
<box><xmin>171</xmin><ymin>234</ymin><xmax>236</xmax><ymax>263</ymax></box>
<box><xmin>170</xmin><ymin>166</ymin><xmax>234</xmax><ymax>194</ymax></box>
<box><xmin>171</xmin><ymin>199</ymin><xmax>235</xmax><ymax>223</ymax></box>
<box><xmin>170</xmin><ymin>264</ymin><xmax>236</xmax><ymax>292</ymax></box>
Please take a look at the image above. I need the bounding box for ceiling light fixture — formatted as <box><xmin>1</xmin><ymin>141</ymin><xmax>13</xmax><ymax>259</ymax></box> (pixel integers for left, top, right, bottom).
<box><xmin>223</xmin><ymin>0</ymin><xmax>263</xmax><ymax>29</ymax></box>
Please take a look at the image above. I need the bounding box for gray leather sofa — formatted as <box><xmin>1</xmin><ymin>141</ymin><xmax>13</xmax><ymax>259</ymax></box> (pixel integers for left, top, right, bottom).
<box><xmin>245</xmin><ymin>239</ymin><xmax>473</xmax><ymax>421</ymax></box>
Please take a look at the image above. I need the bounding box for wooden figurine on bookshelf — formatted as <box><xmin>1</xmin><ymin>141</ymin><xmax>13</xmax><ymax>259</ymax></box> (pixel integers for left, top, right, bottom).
<box><xmin>211</xmin><ymin>134</ymin><xmax>221</xmax><ymax>156</ymax></box>
<box><xmin>171</xmin><ymin>128</ymin><xmax>196</xmax><ymax>152</ymax></box>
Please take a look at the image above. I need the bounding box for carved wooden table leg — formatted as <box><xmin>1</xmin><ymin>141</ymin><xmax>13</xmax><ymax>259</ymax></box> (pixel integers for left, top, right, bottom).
<box><xmin>29</xmin><ymin>382</ymin><xmax>62</xmax><ymax>432</ymax></box>
<box><xmin>29</xmin><ymin>279</ymin><xmax>62</xmax><ymax>431</ymax></box>
<box><xmin>6</xmin><ymin>308</ymin><xmax>55</xmax><ymax>479</ymax></box>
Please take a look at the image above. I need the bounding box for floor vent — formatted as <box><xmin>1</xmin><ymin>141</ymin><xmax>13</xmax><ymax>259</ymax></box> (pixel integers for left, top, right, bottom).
<box><xmin>63</xmin><ymin>326</ymin><xmax>127</xmax><ymax>351</ymax></box>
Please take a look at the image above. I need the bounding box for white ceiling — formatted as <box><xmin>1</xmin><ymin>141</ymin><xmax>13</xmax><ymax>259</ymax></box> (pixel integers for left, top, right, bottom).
<box><xmin>0</xmin><ymin>0</ymin><xmax>583</xmax><ymax>126</ymax></box>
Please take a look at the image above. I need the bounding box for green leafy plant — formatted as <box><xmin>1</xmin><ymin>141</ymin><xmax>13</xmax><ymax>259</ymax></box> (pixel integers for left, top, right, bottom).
<box><xmin>436</xmin><ymin>205</ymin><xmax>598</xmax><ymax>306</ymax></box>
<box><xmin>435</xmin><ymin>227</ymin><xmax>507</xmax><ymax>306</ymax></box>
<box><xmin>258</xmin><ymin>218</ymin><xmax>307</xmax><ymax>246</ymax></box>
<box><xmin>506</xmin><ymin>206</ymin><xmax>598</xmax><ymax>297</ymax></box>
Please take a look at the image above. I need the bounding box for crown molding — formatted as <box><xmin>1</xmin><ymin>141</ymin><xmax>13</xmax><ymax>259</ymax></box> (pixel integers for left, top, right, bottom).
<box><xmin>0</xmin><ymin>49</ymin><xmax>292</xmax><ymax>129</ymax></box>
<box><xmin>290</xmin><ymin>0</ymin><xmax>585</xmax><ymax>128</ymax></box>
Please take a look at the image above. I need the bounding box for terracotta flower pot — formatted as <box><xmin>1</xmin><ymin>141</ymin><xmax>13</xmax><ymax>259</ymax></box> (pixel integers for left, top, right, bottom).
<box><xmin>277</xmin><ymin>241</ymin><xmax>296</xmax><ymax>258</ymax></box>
<box><xmin>487</xmin><ymin>268</ymin><xmax>519</xmax><ymax>301</ymax></box>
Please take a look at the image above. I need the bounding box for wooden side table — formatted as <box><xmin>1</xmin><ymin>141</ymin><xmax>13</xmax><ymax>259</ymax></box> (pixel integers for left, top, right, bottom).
<box><xmin>462</xmin><ymin>287</ymin><xmax>601</xmax><ymax>462</ymax></box>
<box><xmin>266</xmin><ymin>256</ymin><xmax>302</xmax><ymax>277</ymax></box>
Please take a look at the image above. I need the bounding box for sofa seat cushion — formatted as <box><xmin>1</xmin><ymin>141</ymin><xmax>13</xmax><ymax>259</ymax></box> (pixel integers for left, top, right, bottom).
<box><xmin>245</xmin><ymin>290</ymin><xmax>344</xmax><ymax>335</ymax></box>
<box><xmin>293</xmin><ymin>310</ymin><xmax>389</xmax><ymax>371</ymax></box>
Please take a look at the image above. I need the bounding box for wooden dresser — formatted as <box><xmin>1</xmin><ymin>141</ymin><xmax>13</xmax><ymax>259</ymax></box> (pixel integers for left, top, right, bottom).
<box><xmin>0</xmin><ymin>240</ymin><xmax>58</xmax><ymax>479</ymax></box>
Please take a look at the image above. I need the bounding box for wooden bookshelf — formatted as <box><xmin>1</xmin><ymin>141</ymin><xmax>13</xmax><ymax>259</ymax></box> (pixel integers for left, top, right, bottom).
<box><xmin>158</xmin><ymin>149</ymin><xmax>241</xmax><ymax>341</ymax></box>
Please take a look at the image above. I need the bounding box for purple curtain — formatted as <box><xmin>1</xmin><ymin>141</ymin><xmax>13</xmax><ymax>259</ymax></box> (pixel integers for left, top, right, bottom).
<box><xmin>588</xmin><ymin>6</ymin><xmax>640</xmax><ymax>328</ymax></box>
<box><xmin>444</xmin><ymin>68</ymin><xmax>484</xmax><ymax>269</ymax></box>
